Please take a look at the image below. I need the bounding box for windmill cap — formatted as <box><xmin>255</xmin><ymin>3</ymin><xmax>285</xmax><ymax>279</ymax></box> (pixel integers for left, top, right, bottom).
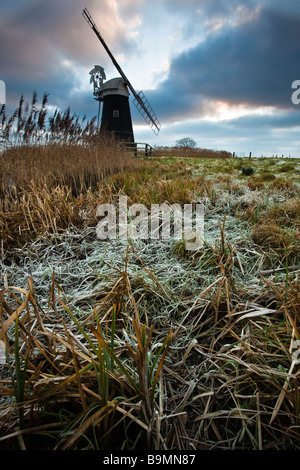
<box><xmin>97</xmin><ymin>77</ymin><xmax>130</xmax><ymax>97</ymax></box>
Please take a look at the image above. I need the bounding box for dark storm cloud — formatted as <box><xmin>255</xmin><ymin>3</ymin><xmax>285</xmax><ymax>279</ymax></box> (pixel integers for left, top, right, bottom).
<box><xmin>0</xmin><ymin>0</ymin><xmax>138</xmax><ymax>114</ymax></box>
<box><xmin>0</xmin><ymin>0</ymin><xmax>136</xmax><ymax>73</ymax></box>
<box><xmin>227</xmin><ymin>109</ymin><xmax>300</xmax><ymax>131</ymax></box>
<box><xmin>149</xmin><ymin>6</ymin><xmax>300</xmax><ymax>121</ymax></box>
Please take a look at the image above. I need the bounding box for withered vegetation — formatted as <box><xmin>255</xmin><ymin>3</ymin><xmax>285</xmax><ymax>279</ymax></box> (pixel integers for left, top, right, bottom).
<box><xmin>0</xmin><ymin>94</ymin><xmax>299</xmax><ymax>450</ymax></box>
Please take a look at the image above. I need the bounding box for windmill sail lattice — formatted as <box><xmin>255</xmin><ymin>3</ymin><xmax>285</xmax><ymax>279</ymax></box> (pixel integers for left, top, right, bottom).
<box><xmin>82</xmin><ymin>7</ymin><xmax>161</xmax><ymax>135</ymax></box>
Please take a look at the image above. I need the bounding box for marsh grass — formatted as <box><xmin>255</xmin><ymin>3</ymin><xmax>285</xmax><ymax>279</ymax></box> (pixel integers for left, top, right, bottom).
<box><xmin>1</xmin><ymin>140</ymin><xmax>129</xmax><ymax>195</ymax></box>
<box><xmin>0</xmin><ymin>103</ymin><xmax>300</xmax><ymax>449</ymax></box>
<box><xmin>1</xmin><ymin>230</ymin><xmax>299</xmax><ymax>450</ymax></box>
<box><xmin>0</xmin><ymin>92</ymin><xmax>97</xmax><ymax>148</ymax></box>
<box><xmin>0</xmin><ymin>267</ymin><xmax>174</xmax><ymax>450</ymax></box>
<box><xmin>0</xmin><ymin>96</ymin><xmax>140</xmax><ymax>248</ymax></box>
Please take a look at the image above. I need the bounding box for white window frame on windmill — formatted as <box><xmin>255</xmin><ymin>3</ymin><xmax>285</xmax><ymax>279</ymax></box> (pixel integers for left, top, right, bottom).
<box><xmin>113</xmin><ymin>110</ymin><xmax>120</xmax><ymax>118</ymax></box>
<box><xmin>0</xmin><ymin>80</ymin><xmax>6</xmax><ymax>105</ymax></box>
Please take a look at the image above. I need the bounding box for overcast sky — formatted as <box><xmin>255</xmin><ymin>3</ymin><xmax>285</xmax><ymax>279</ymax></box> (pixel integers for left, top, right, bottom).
<box><xmin>1</xmin><ymin>0</ymin><xmax>300</xmax><ymax>156</ymax></box>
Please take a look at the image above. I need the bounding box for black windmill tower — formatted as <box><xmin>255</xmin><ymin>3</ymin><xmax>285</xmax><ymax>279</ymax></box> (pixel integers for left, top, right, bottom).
<box><xmin>83</xmin><ymin>8</ymin><xmax>161</xmax><ymax>142</ymax></box>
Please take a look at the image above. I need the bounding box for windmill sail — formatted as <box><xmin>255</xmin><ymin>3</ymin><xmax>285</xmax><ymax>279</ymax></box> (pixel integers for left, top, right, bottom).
<box><xmin>82</xmin><ymin>7</ymin><xmax>160</xmax><ymax>135</ymax></box>
<box><xmin>133</xmin><ymin>91</ymin><xmax>160</xmax><ymax>135</ymax></box>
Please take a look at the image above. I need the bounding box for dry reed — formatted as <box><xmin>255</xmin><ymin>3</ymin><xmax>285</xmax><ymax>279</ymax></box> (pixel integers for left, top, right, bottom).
<box><xmin>0</xmin><ymin>98</ymin><xmax>299</xmax><ymax>449</ymax></box>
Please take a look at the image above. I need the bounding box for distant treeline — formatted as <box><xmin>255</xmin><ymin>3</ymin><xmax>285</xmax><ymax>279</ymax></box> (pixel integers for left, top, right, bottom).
<box><xmin>0</xmin><ymin>92</ymin><xmax>98</xmax><ymax>148</ymax></box>
<box><xmin>155</xmin><ymin>146</ymin><xmax>232</xmax><ymax>158</ymax></box>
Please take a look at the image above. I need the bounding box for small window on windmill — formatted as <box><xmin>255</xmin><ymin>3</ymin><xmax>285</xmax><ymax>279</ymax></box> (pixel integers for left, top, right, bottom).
<box><xmin>113</xmin><ymin>110</ymin><xmax>119</xmax><ymax>118</ymax></box>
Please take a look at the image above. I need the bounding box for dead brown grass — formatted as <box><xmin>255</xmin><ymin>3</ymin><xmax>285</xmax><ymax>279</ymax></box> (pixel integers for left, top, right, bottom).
<box><xmin>155</xmin><ymin>146</ymin><xmax>232</xmax><ymax>159</ymax></box>
<box><xmin>0</xmin><ymin>137</ymin><xmax>140</xmax><ymax>248</ymax></box>
<box><xmin>1</xmin><ymin>137</ymin><xmax>133</xmax><ymax>196</ymax></box>
<box><xmin>251</xmin><ymin>195</ymin><xmax>300</xmax><ymax>263</ymax></box>
<box><xmin>0</xmin><ymin>152</ymin><xmax>300</xmax><ymax>450</ymax></box>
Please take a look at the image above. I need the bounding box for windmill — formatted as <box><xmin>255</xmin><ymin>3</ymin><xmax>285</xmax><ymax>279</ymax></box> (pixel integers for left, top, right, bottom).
<box><xmin>82</xmin><ymin>7</ymin><xmax>160</xmax><ymax>142</ymax></box>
